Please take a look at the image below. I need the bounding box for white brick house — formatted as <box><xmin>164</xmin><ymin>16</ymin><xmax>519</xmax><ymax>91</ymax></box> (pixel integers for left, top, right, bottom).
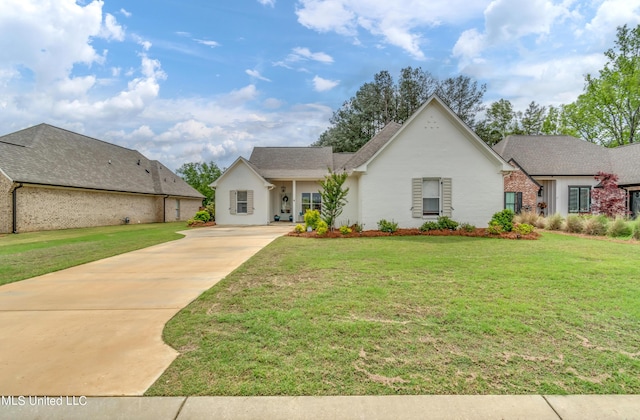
<box><xmin>212</xmin><ymin>95</ymin><xmax>515</xmax><ymax>228</ymax></box>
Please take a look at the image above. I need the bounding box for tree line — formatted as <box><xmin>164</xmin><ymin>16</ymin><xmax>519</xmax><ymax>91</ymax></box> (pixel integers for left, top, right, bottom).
<box><xmin>315</xmin><ymin>24</ymin><xmax>640</xmax><ymax>151</ymax></box>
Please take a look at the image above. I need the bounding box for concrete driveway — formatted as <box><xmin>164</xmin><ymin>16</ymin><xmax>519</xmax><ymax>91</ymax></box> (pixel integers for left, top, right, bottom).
<box><xmin>0</xmin><ymin>225</ymin><xmax>291</xmax><ymax>396</ymax></box>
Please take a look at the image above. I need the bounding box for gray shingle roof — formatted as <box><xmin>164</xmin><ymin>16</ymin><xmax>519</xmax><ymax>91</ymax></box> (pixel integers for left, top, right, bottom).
<box><xmin>249</xmin><ymin>146</ymin><xmax>336</xmax><ymax>179</ymax></box>
<box><xmin>609</xmin><ymin>142</ymin><xmax>640</xmax><ymax>186</ymax></box>
<box><xmin>0</xmin><ymin>124</ymin><xmax>203</xmax><ymax>198</ymax></box>
<box><xmin>493</xmin><ymin>135</ymin><xmax>613</xmax><ymax>176</ymax></box>
<box><xmin>343</xmin><ymin>122</ymin><xmax>403</xmax><ymax>169</ymax></box>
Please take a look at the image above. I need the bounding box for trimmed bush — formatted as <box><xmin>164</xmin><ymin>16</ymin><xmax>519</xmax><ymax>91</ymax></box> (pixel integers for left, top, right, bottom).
<box><xmin>583</xmin><ymin>215</ymin><xmax>608</xmax><ymax>236</ymax></box>
<box><xmin>564</xmin><ymin>214</ymin><xmax>584</xmax><ymax>233</ymax></box>
<box><xmin>437</xmin><ymin>216</ymin><xmax>459</xmax><ymax>230</ymax></box>
<box><xmin>377</xmin><ymin>219</ymin><xmax>398</xmax><ymax>233</ymax></box>
<box><xmin>545</xmin><ymin>213</ymin><xmax>564</xmax><ymax>230</ymax></box>
<box><xmin>513</xmin><ymin>223</ymin><xmax>534</xmax><ymax>235</ymax></box>
<box><xmin>487</xmin><ymin>221</ymin><xmax>503</xmax><ymax>235</ymax></box>
<box><xmin>316</xmin><ymin>220</ymin><xmax>329</xmax><ymax>236</ymax></box>
<box><xmin>607</xmin><ymin>217</ymin><xmax>632</xmax><ymax>237</ymax></box>
<box><xmin>459</xmin><ymin>223</ymin><xmax>476</xmax><ymax>232</ymax></box>
<box><xmin>193</xmin><ymin>210</ymin><xmax>211</xmax><ymax>223</ymax></box>
<box><xmin>304</xmin><ymin>209</ymin><xmax>321</xmax><ymax>230</ymax></box>
<box><xmin>419</xmin><ymin>221</ymin><xmax>439</xmax><ymax>232</ymax></box>
<box><xmin>489</xmin><ymin>209</ymin><xmax>514</xmax><ymax>232</ymax></box>
<box><xmin>339</xmin><ymin>225</ymin><xmax>352</xmax><ymax>235</ymax></box>
<box><xmin>294</xmin><ymin>224</ymin><xmax>305</xmax><ymax>234</ymax></box>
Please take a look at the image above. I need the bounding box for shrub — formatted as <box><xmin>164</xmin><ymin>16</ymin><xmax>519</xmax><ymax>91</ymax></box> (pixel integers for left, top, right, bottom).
<box><xmin>339</xmin><ymin>225</ymin><xmax>352</xmax><ymax>235</ymax></box>
<box><xmin>514</xmin><ymin>210</ymin><xmax>539</xmax><ymax>226</ymax></box>
<box><xmin>419</xmin><ymin>221</ymin><xmax>440</xmax><ymax>232</ymax></box>
<box><xmin>489</xmin><ymin>209</ymin><xmax>514</xmax><ymax>232</ymax></box>
<box><xmin>459</xmin><ymin>223</ymin><xmax>476</xmax><ymax>232</ymax></box>
<box><xmin>545</xmin><ymin>213</ymin><xmax>564</xmax><ymax>230</ymax></box>
<box><xmin>487</xmin><ymin>221</ymin><xmax>503</xmax><ymax>235</ymax></box>
<box><xmin>204</xmin><ymin>202</ymin><xmax>216</xmax><ymax>221</ymax></box>
<box><xmin>193</xmin><ymin>210</ymin><xmax>210</xmax><ymax>223</ymax></box>
<box><xmin>534</xmin><ymin>216</ymin><xmax>547</xmax><ymax>229</ymax></box>
<box><xmin>513</xmin><ymin>223</ymin><xmax>534</xmax><ymax>235</ymax></box>
<box><xmin>316</xmin><ymin>220</ymin><xmax>329</xmax><ymax>236</ymax></box>
<box><xmin>633</xmin><ymin>220</ymin><xmax>640</xmax><ymax>240</ymax></box>
<box><xmin>377</xmin><ymin>219</ymin><xmax>398</xmax><ymax>233</ymax></box>
<box><xmin>294</xmin><ymin>224</ymin><xmax>305</xmax><ymax>234</ymax></box>
<box><xmin>304</xmin><ymin>209</ymin><xmax>321</xmax><ymax>230</ymax></box>
<box><xmin>437</xmin><ymin>216</ymin><xmax>459</xmax><ymax>230</ymax></box>
<box><xmin>583</xmin><ymin>215</ymin><xmax>608</xmax><ymax>236</ymax></box>
<box><xmin>351</xmin><ymin>223</ymin><xmax>364</xmax><ymax>233</ymax></box>
<box><xmin>607</xmin><ymin>217</ymin><xmax>632</xmax><ymax>237</ymax></box>
<box><xmin>564</xmin><ymin>214</ymin><xmax>584</xmax><ymax>233</ymax></box>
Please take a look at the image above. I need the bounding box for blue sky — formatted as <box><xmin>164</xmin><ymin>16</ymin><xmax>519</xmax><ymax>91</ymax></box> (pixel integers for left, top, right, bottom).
<box><xmin>1</xmin><ymin>0</ymin><xmax>639</xmax><ymax>170</ymax></box>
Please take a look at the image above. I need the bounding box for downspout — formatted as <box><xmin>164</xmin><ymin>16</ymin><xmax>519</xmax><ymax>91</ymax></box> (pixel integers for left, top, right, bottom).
<box><xmin>12</xmin><ymin>183</ymin><xmax>23</xmax><ymax>234</ymax></box>
<box><xmin>163</xmin><ymin>196</ymin><xmax>168</xmax><ymax>223</ymax></box>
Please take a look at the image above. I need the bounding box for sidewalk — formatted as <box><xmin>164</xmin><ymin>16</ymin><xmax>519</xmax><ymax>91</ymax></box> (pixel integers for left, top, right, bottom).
<box><xmin>2</xmin><ymin>395</ymin><xmax>640</xmax><ymax>420</ymax></box>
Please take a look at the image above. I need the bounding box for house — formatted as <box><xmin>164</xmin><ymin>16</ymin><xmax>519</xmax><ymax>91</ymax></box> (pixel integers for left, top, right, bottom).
<box><xmin>0</xmin><ymin>124</ymin><xmax>204</xmax><ymax>233</ymax></box>
<box><xmin>212</xmin><ymin>95</ymin><xmax>514</xmax><ymax>228</ymax></box>
<box><xmin>493</xmin><ymin>135</ymin><xmax>640</xmax><ymax>217</ymax></box>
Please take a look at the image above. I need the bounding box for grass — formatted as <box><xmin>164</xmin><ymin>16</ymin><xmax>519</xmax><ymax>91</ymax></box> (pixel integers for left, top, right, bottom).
<box><xmin>147</xmin><ymin>232</ymin><xmax>640</xmax><ymax>396</ymax></box>
<box><xmin>0</xmin><ymin>222</ymin><xmax>187</xmax><ymax>286</ymax></box>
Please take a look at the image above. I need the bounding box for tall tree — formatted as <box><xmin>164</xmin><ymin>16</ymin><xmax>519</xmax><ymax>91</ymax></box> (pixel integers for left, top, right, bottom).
<box><xmin>475</xmin><ymin>98</ymin><xmax>517</xmax><ymax>145</ymax></box>
<box><xmin>436</xmin><ymin>75</ymin><xmax>487</xmax><ymax>127</ymax></box>
<box><xmin>176</xmin><ymin>161</ymin><xmax>222</xmax><ymax>205</ymax></box>
<box><xmin>397</xmin><ymin>67</ymin><xmax>437</xmax><ymax>121</ymax></box>
<box><xmin>565</xmin><ymin>24</ymin><xmax>640</xmax><ymax>146</ymax></box>
<box><xmin>520</xmin><ymin>101</ymin><xmax>547</xmax><ymax>135</ymax></box>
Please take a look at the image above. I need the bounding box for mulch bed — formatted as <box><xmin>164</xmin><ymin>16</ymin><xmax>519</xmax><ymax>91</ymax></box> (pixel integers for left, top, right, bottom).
<box><xmin>187</xmin><ymin>221</ymin><xmax>217</xmax><ymax>228</ymax></box>
<box><xmin>288</xmin><ymin>227</ymin><xmax>540</xmax><ymax>240</ymax></box>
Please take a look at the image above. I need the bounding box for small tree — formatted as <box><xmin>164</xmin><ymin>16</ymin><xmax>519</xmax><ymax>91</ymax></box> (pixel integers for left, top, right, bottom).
<box><xmin>319</xmin><ymin>170</ymin><xmax>349</xmax><ymax>231</ymax></box>
<box><xmin>591</xmin><ymin>172</ymin><xmax>628</xmax><ymax>218</ymax></box>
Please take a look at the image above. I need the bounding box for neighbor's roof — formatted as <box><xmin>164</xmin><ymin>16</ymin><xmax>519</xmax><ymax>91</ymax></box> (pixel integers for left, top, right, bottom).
<box><xmin>609</xmin><ymin>142</ymin><xmax>640</xmax><ymax>186</ymax></box>
<box><xmin>0</xmin><ymin>124</ymin><xmax>203</xmax><ymax>198</ymax></box>
<box><xmin>493</xmin><ymin>135</ymin><xmax>613</xmax><ymax>176</ymax></box>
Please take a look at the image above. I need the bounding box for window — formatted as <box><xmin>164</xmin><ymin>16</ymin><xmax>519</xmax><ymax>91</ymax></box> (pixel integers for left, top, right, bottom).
<box><xmin>568</xmin><ymin>186</ymin><xmax>590</xmax><ymax>213</ymax></box>
<box><xmin>422</xmin><ymin>179</ymin><xmax>440</xmax><ymax>216</ymax></box>
<box><xmin>504</xmin><ymin>192</ymin><xmax>522</xmax><ymax>213</ymax></box>
<box><xmin>236</xmin><ymin>190</ymin><xmax>248</xmax><ymax>214</ymax></box>
<box><xmin>412</xmin><ymin>178</ymin><xmax>452</xmax><ymax>218</ymax></box>
<box><xmin>302</xmin><ymin>192</ymin><xmax>322</xmax><ymax>214</ymax></box>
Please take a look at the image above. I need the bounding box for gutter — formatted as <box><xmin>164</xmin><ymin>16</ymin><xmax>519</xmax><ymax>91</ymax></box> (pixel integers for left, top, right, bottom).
<box><xmin>12</xmin><ymin>183</ymin><xmax>23</xmax><ymax>234</ymax></box>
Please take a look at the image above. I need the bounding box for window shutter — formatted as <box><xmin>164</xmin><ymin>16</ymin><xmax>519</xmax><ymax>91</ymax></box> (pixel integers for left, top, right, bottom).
<box><xmin>247</xmin><ymin>190</ymin><xmax>254</xmax><ymax>215</ymax></box>
<box><xmin>442</xmin><ymin>178</ymin><xmax>452</xmax><ymax>217</ymax></box>
<box><xmin>412</xmin><ymin>178</ymin><xmax>422</xmax><ymax>218</ymax></box>
<box><xmin>516</xmin><ymin>192</ymin><xmax>523</xmax><ymax>214</ymax></box>
<box><xmin>230</xmin><ymin>190</ymin><xmax>237</xmax><ymax>215</ymax></box>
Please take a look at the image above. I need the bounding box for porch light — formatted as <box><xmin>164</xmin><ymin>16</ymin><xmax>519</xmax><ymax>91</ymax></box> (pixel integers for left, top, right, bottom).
<box><xmin>281</xmin><ymin>185</ymin><xmax>286</xmax><ymax>193</ymax></box>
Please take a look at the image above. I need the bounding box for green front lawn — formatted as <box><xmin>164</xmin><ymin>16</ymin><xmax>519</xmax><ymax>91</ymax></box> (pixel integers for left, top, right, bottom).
<box><xmin>0</xmin><ymin>222</ymin><xmax>186</xmax><ymax>286</ymax></box>
<box><xmin>148</xmin><ymin>233</ymin><xmax>640</xmax><ymax>395</ymax></box>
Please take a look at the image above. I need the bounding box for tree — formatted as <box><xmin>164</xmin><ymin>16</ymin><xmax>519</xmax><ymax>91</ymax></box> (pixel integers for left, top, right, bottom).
<box><xmin>476</xmin><ymin>99</ymin><xmax>517</xmax><ymax>145</ymax></box>
<box><xmin>176</xmin><ymin>161</ymin><xmax>222</xmax><ymax>205</ymax></box>
<box><xmin>565</xmin><ymin>24</ymin><xmax>640</xmax><ymax>147</ymax></box>
<box><xmin>436</xmin><ymin>75</ymin><xmax>487</xmax><ymax>127</ymax></box>
<box><xmin>590</xmin><ymin>172</ymin><xmax>628</xmax><ymax>218</ymax></box>
<box><xmin>318</xmin><ymin>170</ymin><xmax>349</xmax><ymax>231</ymax></box>
<box><xmin>520</xmin><ymin>101</ymin><xmax>546</xmax><ymax>135</ymax></box>
<box><xmin>397</xmin><ymin>66</ymin><xmax>437</xmax><ymax>121</ymax></box>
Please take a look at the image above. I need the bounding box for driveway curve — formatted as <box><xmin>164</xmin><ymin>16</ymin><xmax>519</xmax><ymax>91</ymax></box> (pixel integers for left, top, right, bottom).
<box><xmin>0</xmin><ymin>225</ymin><xmax>291</xmax><ymax>396</ymax></box>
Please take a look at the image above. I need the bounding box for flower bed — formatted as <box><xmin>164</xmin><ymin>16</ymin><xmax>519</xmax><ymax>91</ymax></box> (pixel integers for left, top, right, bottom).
<box><xmin>288</xmin><ymin>227</ymin><xmax>539</xmax><ymax>240</ymax></box>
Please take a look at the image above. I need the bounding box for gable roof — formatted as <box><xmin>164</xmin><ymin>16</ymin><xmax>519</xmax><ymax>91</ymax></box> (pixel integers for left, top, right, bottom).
<box><xmin>493</xmin><ymin>135</ymin><xmax>611</xmax><ymax>176</ymax></box>
<box><xmin>249</xmin><ymin>146</ymin><xmax>336</xmax><ymax>179</ymax></box>
<box><xmin>342</xmin><ymin>122</ymin><xmax>402</xmax><ymax>170</ymax></box>
<box><xmin>351</xmin><ymin>95</ymin><xmax>513</xmax><ymax>172</ymax></box>
<box><xmin>0</xmin><ymin>124</ymin><xmax>203</xmax><ymax>198</ymax></box>
<box><xmin>609</xmin><ymin>142</ymin><xmax>640</xmax><ymax>186</ymax></box>
<box><xmin>210</xmin><ymin>156</ymin><xmax>274</xmax><ymax>188</ymax></box>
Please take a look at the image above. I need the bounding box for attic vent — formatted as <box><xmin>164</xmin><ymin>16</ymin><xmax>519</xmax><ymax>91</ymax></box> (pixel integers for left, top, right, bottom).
<box><xmin>145</xmin><ymin>169</ymin><xmax>150</xmax><ymax>174</ymax></box>
<box><xmin>137</xmin><ymin>159</ymin><xmax>141</xmax><ymax>165</ymax></box>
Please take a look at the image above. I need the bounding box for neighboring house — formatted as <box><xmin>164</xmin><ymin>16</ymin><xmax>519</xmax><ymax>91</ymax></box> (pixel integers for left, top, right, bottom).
<box><xmin>0</xmin><ymin>124</ymin><xmax>204</xmax><ymax>233</ymax></box>
<box><xmin>212</xmin><ymin>95</ymin><xmax>514</xmax><ymax>228</ymax></box>
<box><xmin>493</xmin><ymin>135</ymin><xmax>640</xmax><ymax>217</ymax></box>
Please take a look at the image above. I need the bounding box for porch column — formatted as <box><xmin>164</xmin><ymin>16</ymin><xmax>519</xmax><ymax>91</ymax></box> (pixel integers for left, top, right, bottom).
<box><xmin>292</xmin><ymin>180</ymin><xmax>297</xmax><ymax>223</ymax></box>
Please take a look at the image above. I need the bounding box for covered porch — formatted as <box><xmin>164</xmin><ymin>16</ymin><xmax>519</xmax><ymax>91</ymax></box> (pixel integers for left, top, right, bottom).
<box><xmin>268</xmin><ymin>180</ymin><xmax>323</xmax><ymax>224</ymax></box>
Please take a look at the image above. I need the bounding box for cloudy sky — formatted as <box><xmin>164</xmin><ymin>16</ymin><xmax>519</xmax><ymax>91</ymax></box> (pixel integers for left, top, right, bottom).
<box><xmin>1</xmin><ymin>0</ymin><xmax>639</xmax><ymax>170</ymax></box>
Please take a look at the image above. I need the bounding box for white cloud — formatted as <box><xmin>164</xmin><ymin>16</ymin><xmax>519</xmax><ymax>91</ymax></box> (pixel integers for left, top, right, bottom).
<box><xmin>194</xmin><ymin>39</ymin><xmax>220</xmax><ymax>48</ymax></box>
<box><xmin>313</xmin><ymin>75</ymin><xmax>339</xmax><ymax>92</ymax></box>
<box><xmin>585</xmin><ymin>0</ymin><xmax>640</xmax><ymax>40</ymax></box>
<box><xmin>295</xmin><ymin>0</ymin><xmax>490</xmax><ymax>60</ymax></box>
<box><xmin>246</xmin><ymin>69</ymin><xmax>272</xmax><ymax>82</ymax></box>
<box><xmin>291</xmin><ymin>47</ymin><xmax>334</xmax><ymax>63</ymax></box>
<box><xmin>257</xmin><ymin>0</ymin><xmax>276</xmax><ymax>6</ymax></box>
<box><xmin>101</xmin><ymin>13</ymin><xmax>125</xmax><ymax>41</ymax></box>
<box><xmin>120</xmin><ymin>8</ymin><xmax>132</xmax><ymax>18</ymax></box>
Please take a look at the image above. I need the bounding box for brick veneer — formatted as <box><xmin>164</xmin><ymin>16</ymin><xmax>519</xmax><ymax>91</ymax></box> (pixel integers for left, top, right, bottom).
<box><xmin>504</xmin><ymin>163</ymin><xmax>540</xmax><ymax>212</ymax></box>
<box><xmin>1</xmin><ymin>182</ymin><xmax>202</xmax><ymax>233</ymax></box>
